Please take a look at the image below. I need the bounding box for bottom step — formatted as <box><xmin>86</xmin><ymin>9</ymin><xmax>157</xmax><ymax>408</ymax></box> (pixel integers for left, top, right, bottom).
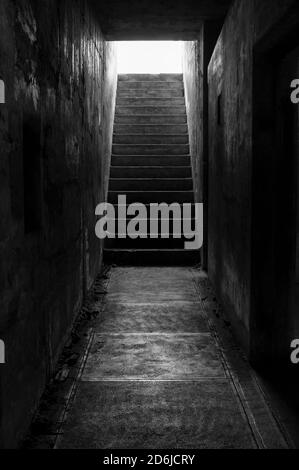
<box><xmin>104</xmin><ymin>249</ymin><xmax>201</xmax><ymax>266</ymax></box>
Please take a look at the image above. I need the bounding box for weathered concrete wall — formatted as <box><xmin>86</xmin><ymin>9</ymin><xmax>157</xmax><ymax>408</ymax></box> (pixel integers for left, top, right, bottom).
<box><xmin>0</xmin><ymin>0</ymin><xmax>117</xmax><ymax>448</ymax></box>
<box><xmin>102</xmin><ymin>42</ymin><xmax>117</xmax><ymax>201</ymax></box>
<box><xmin>208</xmin><ymin>0</ymin><xmax>253</xmax><ymax>352</ymax></box>
<box><xmin>183</xmin><ymin>37</ymin><xmax>204</xmax><ymax>204</ymax></box>
<box><xmin>183</xmin><ymin>23</ymin><xmax>223</xmax><ymax>268</ymax></box>
<box><xmin>208</xmin><ymin>0</ymin><xmax>299</xmax><ymax>357</ymax></box>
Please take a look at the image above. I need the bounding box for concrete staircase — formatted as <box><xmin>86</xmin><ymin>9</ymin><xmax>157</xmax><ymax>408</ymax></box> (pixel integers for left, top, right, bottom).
<box><xmin>104</xmin><ymin>74</ymin><xmax>200</xmax><ymax>266</ymax></box>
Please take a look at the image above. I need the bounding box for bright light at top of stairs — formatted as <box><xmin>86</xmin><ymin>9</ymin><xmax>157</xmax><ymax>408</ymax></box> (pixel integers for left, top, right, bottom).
<box><xmin>115</xmin><ymin>41</ymin><xmax>183</xmax><ymax>74</ymax></box>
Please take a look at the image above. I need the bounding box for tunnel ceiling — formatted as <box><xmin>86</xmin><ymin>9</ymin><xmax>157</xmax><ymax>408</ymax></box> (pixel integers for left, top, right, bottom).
<box><xmin>89</xmin><ymin>0</ymin><xmax>232</xmax><ymax>40</ymax></box>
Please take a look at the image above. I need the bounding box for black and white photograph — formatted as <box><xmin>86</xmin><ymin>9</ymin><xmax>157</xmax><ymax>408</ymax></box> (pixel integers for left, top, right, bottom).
<box><xmin>1</xmin><ymin>0</ymin><xmax>299</xmax><ymax>455</ymax></box>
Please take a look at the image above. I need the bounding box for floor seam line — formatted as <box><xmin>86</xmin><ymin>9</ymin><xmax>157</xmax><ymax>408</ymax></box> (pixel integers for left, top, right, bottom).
<box><xmin>79</xmin><ymin>378</ymin><xmax>227</xmax><ymax>382</ymax></box>
<box><xmin>91</xmin><ymin>332</ymin><xmax>212</xmax><ymax>336</ymax></box>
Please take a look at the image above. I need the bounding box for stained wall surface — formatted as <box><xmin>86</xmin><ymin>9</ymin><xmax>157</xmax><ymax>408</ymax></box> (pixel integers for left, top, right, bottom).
<box><xmin>208</xmin><ymin>0</ymin><xmax>299</xmax><ymax>356</ymax></box>
<box><xmin>0</xmin><ymin>0</ymin><xmax>117</xmax><ymax>448</ymax></box>
<box><xmin>183</xmin><ymin>38</ymin><xmax>204</xmax><ymax>205</ymax></box>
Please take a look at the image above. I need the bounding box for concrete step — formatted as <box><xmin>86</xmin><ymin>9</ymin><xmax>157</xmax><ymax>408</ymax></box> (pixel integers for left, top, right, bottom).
<box><xmin>102</xmin><ymin>218</ymin><xmax>197</xmax><ymax>239</ymax></box>
<box><xmin>107</xmin><ymin>217</ymin><xmax>196</xmax><ymax>239</ymax></box>
<box><xmin>114</xmin><ymin>124</ymin><xmax>188</xmax><ymax>134</ymax></box>
<box><xmin>113</xmin><ymin>134</ymin><xmax>189</xmax><ymax>145</ymax></box>
<box><xmin>103</xmin><ymin>215</ymin><xmax>196</xmax><ymax>225</ymax></box>
<box><xmin>118</xmin><ymin>89</ymin><xmax>184</xmax><ymax>98</ymax></box>
<box><xmin>118</xmin><ymin>81</ymin><xmax>184</xmax><ymax>91</ymax></box>
<box><xmin>105</xmin><ymin>238</ymin><xmax>194</xmax><ymax>250</ymax></box>
<box><xmin>109</xmin><ymin>178</ymin><xmax>193</xmax><ymax>191</ymax></box>
<box><xmin>116</xmin><ymin>106</ymin><xmax>186</xmax><ymax>116</ymax></box>
<box><xmin>103</xmin><ymin>249</ymin><xmax>201</xmax><ymax>266</ymax></box>
<box><xmin>118</xmin><ymin>74</ymin><xmax>183</xmax><ymax>82</ymax></box>
<box><xmin>108</xmin><ymin>191</ymin><xmax>194</xmax><ymax>204</ymax></box>
<box><xmin>115</xmin><ymin>115</ymin><xmax>187</xmax><ymax>125</ymax></box>
<box><xmin>102</xmin><ymin>202</ymin><xmax>197</xmax><ymax>213</ymax></box>
<box><xmin>103</xmin><ymin>203</ymin><xmax>197</xmax><ymax>217</ymax></box>
<box><xmin>101</xmin><ymin>207</ymin><xmax>198</xmax><ymax>231</ymax></box>
<box><xmin>104</xmin><ymin>227</ymin><xmax>197</xmax><ymax>242</ymax></box>
<box><xmin>111</xmin><ymin>155</ymin><xmax>191</xmax><ymax>166</ymax></box>
<box><xmin>110</xmin><ymin>166</ymin><xmax>192</xmax><ymax>178</ymax></box>
<box><xmin>117</xmin><ymin>97</ymin><xmax>185</xmax><ymax>106</ymax></box>
<box><xmin>112</xmin><ymin>144</ymin><xmax>189</xmax><ymax>155</ymax></box>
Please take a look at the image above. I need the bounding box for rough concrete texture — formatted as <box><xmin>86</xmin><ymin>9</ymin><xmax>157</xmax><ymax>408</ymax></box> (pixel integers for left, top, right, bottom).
<box><xmin>90</xmin><ymin>0</ymin><xmax>231</xmax><ymax>40</ymax></box>
<box><xmin>182</xmin><ymin>23</ymin><xmax>222</xmax><ymax>269</ymax></box>
<box><xmin>21</xmin><ymin>265</ymin><xmax>110</xmax><ymax>449</ymax></box>
<box><xmin>0</xmin><ymin>0</ymin><xmax>117</xmax><ymax>448</ymax></box>
<box><xmin>50</xmin><ymin>267</ymin><xmax>289</xmax><ymax>449</ymax></box>
<box><xmin>183</xmin><ymin>39</ymin><xmax>204</xmax><ymax>205</ymax></box>
<box><xmin>207</xmin><ymin>0</ymin><xmax>299</xmax><ymax>359</ymax></box>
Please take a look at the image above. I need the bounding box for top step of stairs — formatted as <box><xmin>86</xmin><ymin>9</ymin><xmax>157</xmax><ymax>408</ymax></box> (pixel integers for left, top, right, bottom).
<box><xmin>118</xmin><ymin>74</ymin><xmax>183</xmax><ymax>82</ymax></box>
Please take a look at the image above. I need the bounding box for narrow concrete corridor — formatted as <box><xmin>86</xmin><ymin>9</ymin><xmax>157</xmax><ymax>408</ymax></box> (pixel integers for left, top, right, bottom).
<box><xmin>2</xmin><ymin>0</ymin><xmax>299</xmax><ymax>451</ymax></box>
<box><xmin>49</xmin><ymin>267</ymin><xmax>288</xmax><ymax>449</ymax></box>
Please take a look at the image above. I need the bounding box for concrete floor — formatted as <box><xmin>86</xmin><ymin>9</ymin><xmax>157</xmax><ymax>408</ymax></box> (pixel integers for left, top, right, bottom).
<box><xmin>45</xmin><ymin>267</ymin><xmax>289</xmax><ymax>449</ymax></box>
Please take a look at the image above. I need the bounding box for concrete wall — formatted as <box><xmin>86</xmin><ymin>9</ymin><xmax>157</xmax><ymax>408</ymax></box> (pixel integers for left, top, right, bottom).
<box><xmin>91</xmin><ymin>0</ymin><xmax>230</xmax><ymax>40</ymax></box>
<box><xmin>182</xmin><ymin>23</ymin><xmax>222</xmax><ymax>268</ymax></box>
<box><xmin>208</xmin><ymin>0</ymin><xmax>299</xmax><ymax>357</ymax></box>
<box><xmin>183</xmin><ymin>37</ymin><xmax>204</xmax><ymax>205</ymax></box>
<box><xmin>0</xmin><ymin>0</ymin><xmax>117</xmax><ymax>448</ymax></box>
<box><xmin>208</xmin><ymin>0</ymin><xmax>253</xmax><ymax>352</ymax></box>
<box><xmin>251</xmin><ymin>1</ymin><xmax>299</xmax><ymax>365</ymax></box>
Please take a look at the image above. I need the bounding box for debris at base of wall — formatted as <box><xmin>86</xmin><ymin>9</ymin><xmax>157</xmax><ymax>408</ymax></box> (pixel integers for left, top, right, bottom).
<box><xmin>20</xmin><ymin>264</ymin><xmax>111</xmax><ymax>449</ymax></box>
<box><xmin>54</xmin><ymin>366</ymin><xmax>70</xmax><ymax>383</ymax></box>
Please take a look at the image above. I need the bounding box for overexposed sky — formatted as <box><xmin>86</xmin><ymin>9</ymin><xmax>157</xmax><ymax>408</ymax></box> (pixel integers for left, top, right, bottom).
<box><xmin>116</xmin><ymin>41</ymin><xmax>183</xmax><ymax>74</ymax></box>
